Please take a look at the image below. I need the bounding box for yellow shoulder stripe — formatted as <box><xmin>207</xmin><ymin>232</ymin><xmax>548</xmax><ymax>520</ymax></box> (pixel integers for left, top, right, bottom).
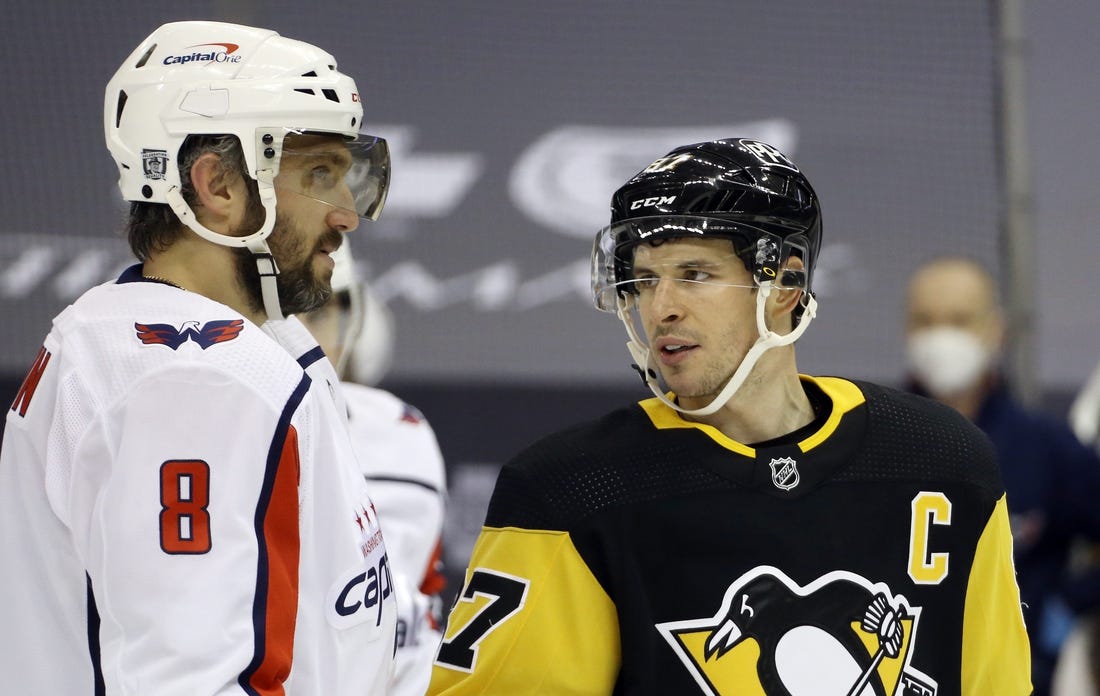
<box><xmin>639</xmin><ymin>375</ymin><xmax>867</xmax><ymax>455</ymax></box>
<box><xmin>639</xmin><ymin>396</ymin><xmax>755</xmax><ymax>456</ymax></box>
<box><xmin>795</xmin><ymin>376</ymin><xmax>865</xmax><ymax>452</ymax></box>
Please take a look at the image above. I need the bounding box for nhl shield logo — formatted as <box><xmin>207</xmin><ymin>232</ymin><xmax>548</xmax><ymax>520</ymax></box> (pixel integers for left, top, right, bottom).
<box><xmin>769</xmin><ymin>456</ymin><xmax>799</xmax><ymax>491</ymax></box>
<box><xmin>142</xmin><ymin>148</ymin><xmax>168</xmax><ymax>180</ymax></box>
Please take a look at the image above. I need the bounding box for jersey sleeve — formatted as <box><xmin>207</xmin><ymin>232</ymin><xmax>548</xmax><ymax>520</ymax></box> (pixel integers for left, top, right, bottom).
<box><xmin>342</xmin><ymin>385</ymin><xmax>448</xmax><ymax>588</ymax></box>
<box><xmin>960</xmin><ymin>494</ymin><xmax>1032</xmax><ymax>694</ymax></box>
<box><xmin>67</xmin><ymin>363</ymin><xmax>308</xmax><ymax>695</ymax></box>
<box><xmin>428</xmin><ymin>525</ymin><xmax>620</xmax><ymax>695</ymax></box>
<box><xmin>360</xmin><ymin>415</ymin><xmax>446</xmax><ymax>588</ymax></box>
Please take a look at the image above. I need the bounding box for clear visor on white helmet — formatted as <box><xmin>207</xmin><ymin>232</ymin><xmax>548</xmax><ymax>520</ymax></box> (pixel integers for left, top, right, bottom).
<box><xmin>274</xmin><ymin>130</ymin><xmax>390</xmax><ymax>220</ymax></box>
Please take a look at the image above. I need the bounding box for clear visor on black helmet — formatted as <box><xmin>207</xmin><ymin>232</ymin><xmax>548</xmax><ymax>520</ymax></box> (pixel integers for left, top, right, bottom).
<box><xmin>274</xmin><ymin>131</ymin><xmax>390</xmax><ymax>220</ymax></box>
<box><xmin>591</xmin><ymin>215</ymin><xmax>806</xmax><ymax>312</ymax></box>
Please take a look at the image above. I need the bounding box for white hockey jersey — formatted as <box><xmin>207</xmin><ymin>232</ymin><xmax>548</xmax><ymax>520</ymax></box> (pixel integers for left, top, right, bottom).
<box><xmin>343</xmin><ymin>383</ymin><xmax>447</xmax><ymax>696</ymax></box>
<box><xmin>0</xmin><ymin>267</ymin><xmax>396</xmax><ymax>695</ymax></box>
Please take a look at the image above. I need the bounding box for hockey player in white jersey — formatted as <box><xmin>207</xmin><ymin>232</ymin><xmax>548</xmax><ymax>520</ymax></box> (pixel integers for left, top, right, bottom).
<box><xmin>0</xmin><ymin>21</ymin><xmax>398</xmax><ymax>694</ymax></box>
<box><xmin>299</xmin><ymin>245</ymin><xmax>449</xmax><ymax>696</ymax></box>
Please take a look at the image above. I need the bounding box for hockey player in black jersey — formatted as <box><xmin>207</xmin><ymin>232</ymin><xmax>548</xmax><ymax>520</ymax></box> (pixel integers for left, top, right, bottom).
<box><xmin>429</xmin><ymin>139</ymin><xmax>1032</xmax><ymax>695</ymax></box>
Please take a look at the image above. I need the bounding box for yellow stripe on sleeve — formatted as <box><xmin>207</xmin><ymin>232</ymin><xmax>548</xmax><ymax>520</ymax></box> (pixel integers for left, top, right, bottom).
<box><xmin>961</xmin><ymin>495</ymin><xmax>1032</xmax><ymax>694</ymax></box>
<box><xmin>429</xmin><ymin>526</ymin><xmax>620</xmax><ymax>695</ymax></box>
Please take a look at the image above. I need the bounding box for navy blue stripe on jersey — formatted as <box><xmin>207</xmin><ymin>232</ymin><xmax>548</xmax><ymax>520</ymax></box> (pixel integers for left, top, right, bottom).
<box><xmin>297</xmin><ymin>346</ymin><xmax>326</xmax><ymax>370</ymax></box>
<box><xmin>115</xmin><ymin>264</ymin><xmax>145</xmax><ymax>284</ymax></box>
<box><xmin>365</xmin><ymin>474</ymin><xmax>443</xmax><ymax>495</ymax></box>
<box><xmin>86</xmin><ymin>574</ymin><xmax>105</xmax><ymax>696</ymax></box>
<box><xmin>116</xmin><ymin>263</ymin><xmax>184</xmax><ymax>289</ymax></box>
<box><xmin>238</xmin><ymin>373</ymin><xmax>311</xmax><ymax>695</ymax></box>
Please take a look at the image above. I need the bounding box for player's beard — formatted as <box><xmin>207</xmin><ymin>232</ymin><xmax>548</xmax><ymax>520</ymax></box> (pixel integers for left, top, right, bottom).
<box><xmin>233</xmin><ymin>203</ymin><xmax>343</xmax><ymax>318</ymax></box>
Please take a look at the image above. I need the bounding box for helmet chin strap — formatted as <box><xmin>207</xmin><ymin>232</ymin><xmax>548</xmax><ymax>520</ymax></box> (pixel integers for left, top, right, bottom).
<box><xmin>618</xmin><ymin>282</ymin><xmax>818</xmax><ymax>417</ymax></box>
<box><xmin>165</xmin><ymin>171</ymin><xmax>286</xmax><ymax>320</ymax></box>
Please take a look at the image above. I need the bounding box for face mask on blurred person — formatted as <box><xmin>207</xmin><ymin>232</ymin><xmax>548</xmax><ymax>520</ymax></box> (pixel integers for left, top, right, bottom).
<box><xmin>907</xmin><ymin>326</ymin><xmax>991</xmax><ymax>397</ymax></box>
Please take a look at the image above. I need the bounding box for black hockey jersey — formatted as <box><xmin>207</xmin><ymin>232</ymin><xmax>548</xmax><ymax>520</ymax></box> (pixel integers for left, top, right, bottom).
<box><xmin>429</xmin><ymin>376</ymin><xmax>1031</xmax><ymax>695</ymax></box>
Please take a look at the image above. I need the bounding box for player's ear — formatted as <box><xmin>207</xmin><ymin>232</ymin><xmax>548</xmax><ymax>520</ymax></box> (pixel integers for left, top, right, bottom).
<box><xmin>770</xmin><ymin>256</ymin><xmax>805</xmax><ymax>315</ymax></box>
<box><xmin>189</xmin><ymin>153</ymin><xmax>248</xmax><ymax>226</ymax></box>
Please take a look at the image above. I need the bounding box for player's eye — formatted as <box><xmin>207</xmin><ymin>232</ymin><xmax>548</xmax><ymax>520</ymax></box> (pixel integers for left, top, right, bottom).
<box><xmin>683</xmin><ymin>269</ymin><xmax>711</xmax><ymax>282</ymax></box>
<box><xmin>310</xmin><ymin>166</ymin><xmax>337</xmax><ymax>188</ymax></box>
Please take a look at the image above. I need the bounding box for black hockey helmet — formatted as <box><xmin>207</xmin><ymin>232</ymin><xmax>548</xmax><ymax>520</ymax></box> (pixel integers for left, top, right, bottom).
<box><xmin>592</xmin><ymin>138</ymin><xmax>822</xmax><ymax>318</ymax></box>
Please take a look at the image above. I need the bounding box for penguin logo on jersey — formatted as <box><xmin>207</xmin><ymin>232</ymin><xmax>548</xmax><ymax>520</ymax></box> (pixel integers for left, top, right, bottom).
<box><xmin>656</xmin><ymin>567</ymin><xmax>938</xmax><ymax>696</ymax></box>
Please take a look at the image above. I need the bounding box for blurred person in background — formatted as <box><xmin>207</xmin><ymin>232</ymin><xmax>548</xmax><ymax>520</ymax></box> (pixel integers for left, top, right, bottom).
<box><xmin>905</xmin><ymin>256</ymin><xmax>1100</xmax><ymax>696</ymax></box>
<box><xmin>1049</xmin><ymin>359</ymin><xmax>1100</xmax><ymax>695</ymax></box>
<box><xmin>1050</xmin><ymin>595</ymin><xmax>1100</xmax><ymax>695</ymax></box>
<box><xmin>0</xmin><ymin>21</ymin><xmax>398</xmax><ymax>694</ymax></box>
<box><xmin>300</xmin><ymin>244</ymin><xmax>448</xmax><ymax>696</ymax></box>
<box><xmin>1069</xmin><ymin>360</ymin><xmax>1100</xmax><ymax>455</ymax></box>
<box><xmin>430</xmin><ymin>139</ymin><xmax>1031</xmax><ymax>695</ymax></box>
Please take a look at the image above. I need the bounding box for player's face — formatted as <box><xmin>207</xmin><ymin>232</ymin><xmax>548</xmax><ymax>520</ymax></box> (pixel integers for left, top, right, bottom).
<box><xmin>236</xmin><ymin>134</ymin><xmax>360</xmax><ymax>316</ymax></box>
<box><xmin>274</xmin><ymin>134</ymin><xmax>360</xmax><ymax>313</ymax></box>
<box><xmin>632</xmin><ymin>237</ymin><xmax>758</xmax><ymax>408</ymax></box>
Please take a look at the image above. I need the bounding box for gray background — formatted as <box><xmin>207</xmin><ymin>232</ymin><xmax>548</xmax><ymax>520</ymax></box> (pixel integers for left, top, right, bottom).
<box><xmin>2</xmin><ymin>1</ymin><xmax>1098</xmax><ymax>588</ymax></box>
<box><xmin>7</xmin><ymin>1</ymin><xmax>1096</xmax><ymax>391</ymax></box>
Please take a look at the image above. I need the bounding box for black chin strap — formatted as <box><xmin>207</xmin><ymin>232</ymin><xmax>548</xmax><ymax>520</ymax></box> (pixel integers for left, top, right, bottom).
<box><xmin>630</xmin><ymin>362</ymin><xmax>659</xmax><ymax>387</ymax></box>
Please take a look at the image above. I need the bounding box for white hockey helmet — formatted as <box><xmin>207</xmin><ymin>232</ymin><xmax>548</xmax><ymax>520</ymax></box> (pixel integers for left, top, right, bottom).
<box><xmin>104</xmin><ymin>21</ymin><xmax>390</xmax><ymax>318</ymax></box>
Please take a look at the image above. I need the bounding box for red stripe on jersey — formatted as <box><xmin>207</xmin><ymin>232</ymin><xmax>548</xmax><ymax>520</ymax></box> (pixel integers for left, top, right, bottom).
<box><xmin>11</xmin><ymin>346</ymin><xmax>51</xmax><ymax>417</ymax></box>
<box><xmin>420</xmin><ymin>538</ymin><xmax>448</xmax><ymax>632</ymax></box>
<box><xmin>247</xmin><ymin>424</ymin><xmax>302</xmax><ymax>694</ymax></box>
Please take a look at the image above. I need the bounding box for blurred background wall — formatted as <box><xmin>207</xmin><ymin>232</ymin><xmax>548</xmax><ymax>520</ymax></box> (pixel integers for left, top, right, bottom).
<box><xmin>2</xmin><ymin>0</ymin><xmax>1096</xmax><ymax>595</ymax></box>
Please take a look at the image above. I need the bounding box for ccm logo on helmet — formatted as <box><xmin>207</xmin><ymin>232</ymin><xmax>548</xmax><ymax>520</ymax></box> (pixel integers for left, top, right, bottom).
<box><xmin>163</xmin><ymin>42</ymin><xmax>243</xmax><ymax>66</ymax></box>
<box><xmin>629</xmin><ymin>195</ymin><xmax>677</xmax><ymax>210</ymax></box>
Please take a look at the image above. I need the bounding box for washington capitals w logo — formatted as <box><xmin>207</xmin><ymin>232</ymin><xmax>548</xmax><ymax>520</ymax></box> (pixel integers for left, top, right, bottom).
<box><xmin>134</xmin><ymin>319</ymin><xmax>245</xmax><ymax>350</ymax></box>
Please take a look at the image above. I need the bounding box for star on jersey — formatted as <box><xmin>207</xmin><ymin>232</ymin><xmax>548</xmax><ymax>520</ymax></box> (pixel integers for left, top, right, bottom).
<box><xmin>656</xmin><ymin>566</ymin><xmax>938</xmax><ymax>696</ymax></box>
<box><xmin>134</xmin><ymin>319</ymin><xmax>245</xmax><ymax>350</ymax></box>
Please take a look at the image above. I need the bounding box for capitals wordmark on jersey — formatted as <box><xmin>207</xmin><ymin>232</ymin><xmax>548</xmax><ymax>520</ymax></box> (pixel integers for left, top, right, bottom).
<box><xmin>328</xmin><ymin>493</ymin><xmax>395</xmax><ymax>632</ymax></box>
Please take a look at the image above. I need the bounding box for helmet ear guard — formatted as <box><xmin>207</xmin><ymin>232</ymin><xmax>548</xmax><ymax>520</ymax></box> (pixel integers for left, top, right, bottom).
<box><xmin>778</xmin><ymin>268</ymin><xmax>807</xmax><ymax>289</ymax></box>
